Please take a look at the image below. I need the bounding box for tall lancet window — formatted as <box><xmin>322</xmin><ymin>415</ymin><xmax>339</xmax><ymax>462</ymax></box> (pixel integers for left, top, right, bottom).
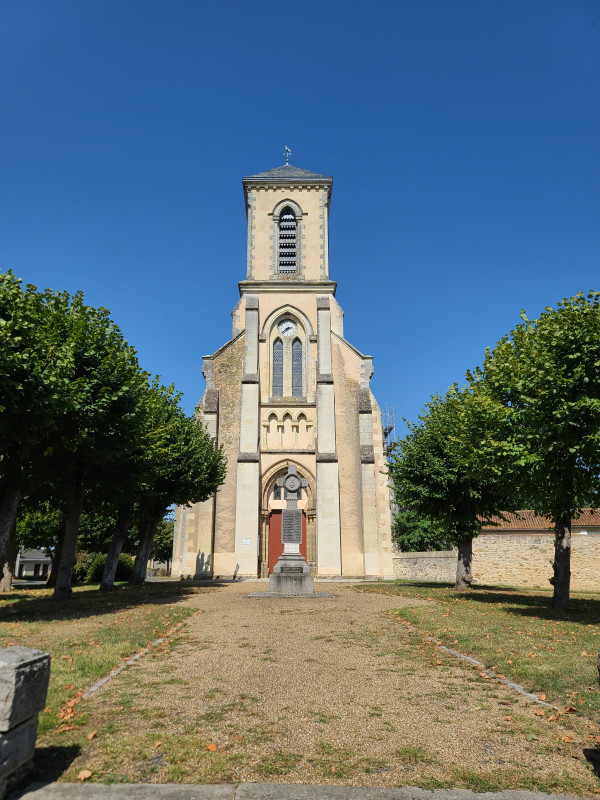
<box><xmin>291</xmin><ymin>338</ymin><xmax>303</xmax><ymax>397</ymax></box>
<box><xmin>278</xmin><ymin>207</ymin><xmax>297</xmax><ymax>273</ymax></box>
<box><xmin>273</xmin><ymin>339</ymin><xmax>283</xmax><ymax>397</ymax></box>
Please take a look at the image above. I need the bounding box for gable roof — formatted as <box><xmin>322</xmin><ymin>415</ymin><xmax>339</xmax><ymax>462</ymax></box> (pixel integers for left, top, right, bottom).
<box><xmin>481</xmin><ymin>509</ymin><xmax>600</xmax><ymax>531</ymax></box>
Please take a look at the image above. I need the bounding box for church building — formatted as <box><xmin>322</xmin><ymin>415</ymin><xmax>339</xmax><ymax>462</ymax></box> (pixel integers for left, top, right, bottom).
<box><xmin>171</xmin><ymin>163</ymin><xmax>395</xmax><ymax>579</ymax></box>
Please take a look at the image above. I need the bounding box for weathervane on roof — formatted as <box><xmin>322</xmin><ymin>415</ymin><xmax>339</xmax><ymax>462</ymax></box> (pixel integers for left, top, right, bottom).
<box><xmin>284</xmin><ymin>146</ymin><xmax>291</xmax><ymax>165</ymax></box>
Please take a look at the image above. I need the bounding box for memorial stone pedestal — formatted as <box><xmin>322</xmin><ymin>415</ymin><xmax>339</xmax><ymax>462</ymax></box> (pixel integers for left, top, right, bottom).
<box><xmin>269</xmin><ymin>466</ymin><xmax>314</xmax><ymax>595</ymax></box>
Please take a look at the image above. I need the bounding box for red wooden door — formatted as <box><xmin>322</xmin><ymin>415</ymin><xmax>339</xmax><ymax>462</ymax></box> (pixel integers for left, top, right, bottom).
<box><xmin>268</xmin><ymin>510</ymin><xmax>307</xmax><ymax>574</ymax></box>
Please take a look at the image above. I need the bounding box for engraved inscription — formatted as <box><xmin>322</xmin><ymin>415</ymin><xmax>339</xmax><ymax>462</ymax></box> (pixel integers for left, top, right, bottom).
<box><xmin>281</xmin><ymin>567</ymin><xmax>303</xmax><ymax>574</ymax></box>
<box><xmin>281</xmin><ymin>510</ymin><xmax>302</xmax><ymax>544</ymax></box>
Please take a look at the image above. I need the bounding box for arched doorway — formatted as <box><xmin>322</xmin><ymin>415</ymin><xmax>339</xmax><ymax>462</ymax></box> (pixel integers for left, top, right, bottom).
<box><xmin>268</xmin><ymin>510</ymin><xmax>307</xmax><ymax>573</ymax></box>
<box><xmin>259</xmin><ymin>462</ymin><xmax>316</xmax><ymax>577</ymax></box>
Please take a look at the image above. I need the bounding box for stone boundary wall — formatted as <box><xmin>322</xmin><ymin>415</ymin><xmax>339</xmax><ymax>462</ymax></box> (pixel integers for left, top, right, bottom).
<box><xmin>392</xmin><ymin>549</ymin><xmax>456</xmax><ymax>583</ymax></box>
<box><xmin>392</xmin><ymin>533</ymin><xmax>600</xmax><ymax>591</ymax></box>
<box><xmin>473</xmin><ymin>532</ymin><xmax>600</xmax><ymax>591</ymax></box>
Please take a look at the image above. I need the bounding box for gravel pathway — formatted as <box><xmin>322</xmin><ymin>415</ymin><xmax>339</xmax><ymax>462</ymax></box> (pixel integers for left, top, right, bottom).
<box><xmin>62</xmin><ymin>582</ymin><xmax>599</xmax><ymax>793</ymax></box>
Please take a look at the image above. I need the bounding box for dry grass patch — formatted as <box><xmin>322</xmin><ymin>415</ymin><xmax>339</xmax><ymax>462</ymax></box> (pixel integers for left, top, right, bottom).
<box><xmin>0</xmin><ymin>581</ymin><xmax>208</xmax><ymax>739</ymax></box>
<box><xmin>25</xmin><ymin>582</ymin><xmax>600</xmax><ymax>794</ymax></box>
<box><xmin>359</xmin><ymin>582</ymin><xmax>600</xmax><ymax>718</ymax></box>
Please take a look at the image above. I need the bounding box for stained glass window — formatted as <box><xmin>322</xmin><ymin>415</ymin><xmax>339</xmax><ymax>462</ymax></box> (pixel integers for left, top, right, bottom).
<box><xmin>292</xmin><ymin>338</ymin><xmax>302</xmax><ymax>397</ymax></box>
<box><xmin>273</xmin><ymin>338</ymin><xmax>283</xmax><ymax>397</ymax></box>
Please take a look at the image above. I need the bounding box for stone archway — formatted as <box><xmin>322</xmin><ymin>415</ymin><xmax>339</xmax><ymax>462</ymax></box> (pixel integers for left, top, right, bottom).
<box><xmin>259</xmin><ymin>462</ymin><xmax>316</xmax><ymax>577</ymax></box>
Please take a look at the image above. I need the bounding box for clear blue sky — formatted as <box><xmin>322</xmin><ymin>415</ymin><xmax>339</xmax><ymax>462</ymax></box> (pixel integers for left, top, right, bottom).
<box><xmin>1</xmin><ymin>0</ymin><xmax>598</xmax><ymax>434</ymax></box>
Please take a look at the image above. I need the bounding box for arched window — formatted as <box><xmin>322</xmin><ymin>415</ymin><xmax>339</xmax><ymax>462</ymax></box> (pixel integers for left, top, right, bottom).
<box><xmin>291</xmin><ymin>338</ymin><xmax>302</xmax><ymax>397</ymax></box>
<box><xmin>272</xmin><ymin>339</ymin><xmax>283</xmax><ymax>397</ymax></box>
<box><xmin>278</xmin><ymin>207</ymin><xmax>297</xmax><ymax>273</ymax></box>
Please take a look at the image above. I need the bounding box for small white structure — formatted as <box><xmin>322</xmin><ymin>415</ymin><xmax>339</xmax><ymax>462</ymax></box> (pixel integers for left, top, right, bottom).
<box><xmin>15</xmin><ymin>550</ymin><xmax>51</xmax><ymax>580</ymax></box>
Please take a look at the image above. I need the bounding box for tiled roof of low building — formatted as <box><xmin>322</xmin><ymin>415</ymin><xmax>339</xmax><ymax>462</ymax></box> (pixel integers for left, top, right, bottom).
<box><xmin>481</xmin><ymin>509</ymin><xmax>600</xmax><ymax>531</ymax></box>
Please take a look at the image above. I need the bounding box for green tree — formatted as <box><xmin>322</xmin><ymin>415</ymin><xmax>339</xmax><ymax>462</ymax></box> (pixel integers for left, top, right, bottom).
<box><xmin>151</xmin><ymin>517</ymin><xmax>175</xmax><ymax>570</ymax></box>
<box><xmin>0</xmin><ymin>273</ymin><xmax>73</xmax><ymax>559</ymax></box>
<box><xmin>469</xmin><ymin>292</ymin><xmax>600</xmax><ymax>610</ymax></box>
<box><xmin>392</xmin><ymin>508</ymin><xmax>450</xmax><ymax>552</ymax></box>
<box><xmin>388</xmin><ymin>386</ymin><xmax>514</xmax><ymax>589</ymax></box>
<box><xmin>44</xmin><ymin>293</ymin><xmax>148</xmax><ymax>599</ymax></box>
<box><xmin>129</xmin><ymin>393</ymin><xmax>226</xmax><ymax>584</ymax></box>
<box><xmin>16</xmin><ymin>499</ymin><xmax>62</xmax><ymax>562</ymax></box>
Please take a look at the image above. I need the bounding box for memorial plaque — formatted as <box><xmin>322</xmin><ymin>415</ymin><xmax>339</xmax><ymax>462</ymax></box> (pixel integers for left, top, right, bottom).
<box><xmin>281</xmin><ymin>510</ymin><xmax>302</xmax><ymax>544</ymax></box>
<box><xmin>269</xmin><ymin>464</ymin><xmax>314</xmax><ymax>595</ymax></box>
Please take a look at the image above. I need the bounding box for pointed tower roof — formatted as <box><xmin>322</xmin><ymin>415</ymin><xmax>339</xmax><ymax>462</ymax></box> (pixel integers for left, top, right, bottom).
<box><xmin>244</xmin><ymin>164</ymin><xmax>332</xmax><ymax>181</ymax></box>
<box><xmin>242</xmin><ymin>163</ymin><xmax>333</xmax><ymax>204</ymax></box>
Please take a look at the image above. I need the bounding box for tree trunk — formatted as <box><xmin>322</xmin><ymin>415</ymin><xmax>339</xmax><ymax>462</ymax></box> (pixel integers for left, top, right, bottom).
<box><xmin>455</xmin><ymin>535</ymin><xmax>473</xmax><ymax>591</ymax></box>
<box><xmin>0</xmin><ymin>520</ymin><xmax>18</xmax><ymax>593</ymax></box>
<box><xmin>0</xmin><ymin>486</ymin><xmax>22</xmax><ymax>559</ymax></box>
<box><xmin>130</xmin><ymin>514</ymin><xmax>161</xmax><ymax>585</ymax></box>
<box><xmin>99</xmin><ymin>503</ymin><xmax>134</xmax><ymax>591</ymax></box>
<box><xmin>52</xmin><ymin>476</ymin><xmax>85</xmax><ymax>600</ymax></box>
<box><xmin>45</xmin><ymin>525</ymin><xmax>65</xmax><ymax>588</ymax></box>
<box><xmin>552</xmin><ymin>517</ymin><xmax>571</xmax><ymax>611</ymax></box>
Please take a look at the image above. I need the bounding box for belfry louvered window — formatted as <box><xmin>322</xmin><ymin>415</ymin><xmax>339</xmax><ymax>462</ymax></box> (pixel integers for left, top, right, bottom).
<box><xmin>291</xmin><ymin>338</ymin><xmax>303</xmax><ymax>397</ymax></box>
<box><xmin>278</xmin><ymin>207</ymin><xmax>297</xmax><ymax>273</ymax></box>
<box><xmin>273</xmin><ymin>339</ymin><xmax>283</xmax><ymax>397</ymax></box>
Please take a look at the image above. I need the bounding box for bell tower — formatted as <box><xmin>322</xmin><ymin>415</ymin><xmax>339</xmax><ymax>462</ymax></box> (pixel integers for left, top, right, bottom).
<box><xmin>172</xmin><ymin>163</ymin><xmax>395</xmax><ymax>581</ymax></box>
<box><xmin>242</xmin><ymin>164</ymin><xmax>333</xmax><ymax>283</ymax></box>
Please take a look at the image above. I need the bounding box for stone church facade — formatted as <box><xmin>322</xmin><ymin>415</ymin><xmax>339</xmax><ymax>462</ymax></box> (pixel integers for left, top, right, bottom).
<box><xmin>171</xmin><ymin>163</ymin><xmax>394</xmax><ymax>579</ymax></box>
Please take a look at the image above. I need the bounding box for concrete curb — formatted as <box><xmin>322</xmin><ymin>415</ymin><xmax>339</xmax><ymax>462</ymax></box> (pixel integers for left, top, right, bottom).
<box><xmin>10</xmin><ymin>784</ymin><xmax>590</xmax><ymax>800</ymax></box>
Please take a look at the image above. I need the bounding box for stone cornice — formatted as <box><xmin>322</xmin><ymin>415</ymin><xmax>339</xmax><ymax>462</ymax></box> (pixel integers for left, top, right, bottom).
<box><xmin>239</xmin><ymin>280</ymin><xmax>336</xmax><ymax>297</ymax></box>
<box><xmin>203</xmin><ymin>389</ymin><xmax>219</xmax><ymax>414</ymax></box>
<box><xmin>260</xmin><ymin>401</ymin><xmax>316</xmax><ymax>409</ymax></box>
<box><xmin>238</xmin><ymin>452</ymin><xmax>260</xmax><ymax>463</ymax></box>
<box><xmin>360</xmin><ymin>445</ymin><xmax>375</xmax><ymax>464</ymax></box>
<box><xmin>316</xmin><ymin>373</ymin><xmax>334</xmax><ymax>384</ymax></box>
<box><xmin>316</xmin><ymin>453</ymin><xmax>338</xmax><ymax>463</ymax></box>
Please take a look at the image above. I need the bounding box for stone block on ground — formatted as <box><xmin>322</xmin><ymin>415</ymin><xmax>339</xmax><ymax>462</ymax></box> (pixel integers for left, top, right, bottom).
<box><xmin>0</xmin><ymin>714</ymin><xmax>38</xmax><ymax>781</ymax></box>
<box><xmin>0</xmin><ymin>648</ymin><xmax>50</xmax><ymax>732</ymax></box>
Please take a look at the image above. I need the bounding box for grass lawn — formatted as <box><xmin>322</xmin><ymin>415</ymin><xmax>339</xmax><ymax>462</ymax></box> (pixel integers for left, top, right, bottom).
<box><xmin>358</xmin><ymin>582</ymin><xmax>600</xmax><ymax>721</ymax></box>
<box><xmin>0</xmin><ymin>582</ymin><xmax>209</xmax><ymax>737</ymax></box>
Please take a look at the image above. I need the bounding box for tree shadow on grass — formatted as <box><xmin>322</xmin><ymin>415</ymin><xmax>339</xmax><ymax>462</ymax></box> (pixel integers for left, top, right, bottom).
<box><xmin>8</xmin><ymin>745</ymin><xmax>81</xmax><ymax>798</ymax></box>
<box><xmin>456</xmin><ymin>588</ymin><xmax>600</xmax><ymax>626</ymax></box>
<box><xmin>583</xmin><ymin>747</ymin><xmax>600</xmax><ymax>779</ymax></box>
<box><xmin>369</xmin><ymin>580</ymin><xmax>600</xmax><ymax>625</ymax></box>
<box><xmin>0</xmin><ymin>581</ymin><xmax>230</xmax><ymax>625</ymax></box>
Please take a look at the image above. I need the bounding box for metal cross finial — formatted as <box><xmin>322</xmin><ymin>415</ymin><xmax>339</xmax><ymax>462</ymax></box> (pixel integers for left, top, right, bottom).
<box><xmin>284</xmin><ymin>146</ymin><xmax>291</xmax><ymax>165</ymax></box>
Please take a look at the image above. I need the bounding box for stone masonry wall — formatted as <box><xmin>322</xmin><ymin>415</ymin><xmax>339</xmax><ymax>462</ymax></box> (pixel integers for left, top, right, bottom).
<box><xmin>332</xmin><ymin>340</ymin><xmax>365</xmax><ymax>576</ymax></box>
<box><xmin>393</xmin><ymin>550</ymin><xmax>456</xmax><ymax>582</ymax></box>
<box><xmin>210</xmin><ymin>335</ymin><xmax>246</xmax><ymax>571</ymax></box>
<box><xmin>393</xmin><ymin>533</ymin><xmax>600</xmax><ymax>590</ymax></box>
<box><xmin>473</xmin><ymin>532</ymin><xmax>600</xmax><ymax>591</ymax></box>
